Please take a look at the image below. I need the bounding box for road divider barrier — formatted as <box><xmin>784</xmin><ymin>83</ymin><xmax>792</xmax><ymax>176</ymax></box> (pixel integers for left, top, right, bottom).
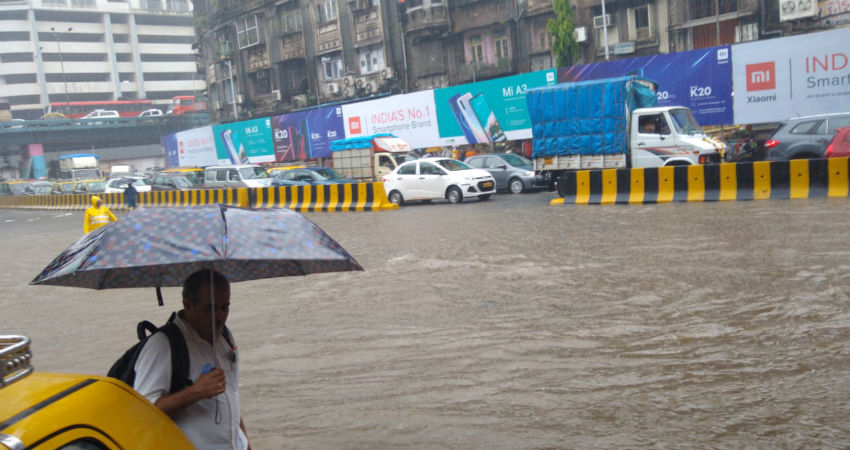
<box><xmin>0</xmin><ymin>183</ymin><xmax>398</xmax><ymax>212</ymax></box>
<box><xmin>551</xmin><ymin>157</ymin><xmax>849</xmax><ymax>205</ymax></box>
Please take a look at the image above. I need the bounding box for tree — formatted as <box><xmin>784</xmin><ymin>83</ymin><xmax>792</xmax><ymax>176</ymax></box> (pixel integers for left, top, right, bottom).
<box><xmin>547</xmin><ymin>0</ymin><xmax>579</xmax><ymax>68</ymax></box>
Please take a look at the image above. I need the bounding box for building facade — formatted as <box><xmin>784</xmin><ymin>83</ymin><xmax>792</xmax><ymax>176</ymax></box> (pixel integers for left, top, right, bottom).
<box><xmin>0</xmin><ymin>0</ymin><xmax>204</xmax><ymax>119</ymax></box>
<box><xmin>194</xmin><ymin>0</ymin><xmax>844</xmax><ymax>123</ymax></box>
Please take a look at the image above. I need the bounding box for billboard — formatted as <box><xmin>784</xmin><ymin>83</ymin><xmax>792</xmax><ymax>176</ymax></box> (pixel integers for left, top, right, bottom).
<box><xmin>341</xmin><ymin>90</ymin><xmax>439</xmax><ymax>149</ymax></box>
<box><xmin>212</xmin><ymin>117</ymin><xmax>275</xmax><ymax>164</ymax></box>
<box><xmin>732</xmin><ymin>28</ymin><xmax>850</xmax><ymax>124</ymax></box>
<box><xmin>161</xmin><ymin>126</ymin><xmax>218</xmax><ymax>168</ymax></box>
<box><xmin>558</xmin><ymin>46</ymin><xmax>733</xmax><ymax>126</ymax></box>
<box><xmin>434</xmin><ymin>69</ymin><xmax>558</xmax><ymax>145</ymax></box>
<box><xmin>780</xmin><ymin>0</ymin><xmax>817</xmax><ymax>21</ymax></box>
<box><xmin>271</xmin><ymin>105</ymin><xmax>345</xmax><ymax>161</ymax></box>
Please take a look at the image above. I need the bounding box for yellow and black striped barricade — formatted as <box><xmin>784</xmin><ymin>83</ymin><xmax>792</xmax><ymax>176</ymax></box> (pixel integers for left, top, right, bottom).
<box><xmin>551</xmin><ymin>157</ymin><xmax>849</xmax><ymax>205</ymax></box>
<box><xmin>252</xmin><ymin>182</ymin><xmax>399</xmax><ymax>212</ymax></box>
<box><xmin>137</xmin><ymin>188</ymin><xmax>250</xmax><ymax>209</ymax></box>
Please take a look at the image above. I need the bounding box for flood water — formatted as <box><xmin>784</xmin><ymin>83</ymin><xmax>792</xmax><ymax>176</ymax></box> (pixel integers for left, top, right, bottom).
<box><xmin>2</xmin><ymin>194</ymin><xmax>848</xmax><ymax>449</ymax></box>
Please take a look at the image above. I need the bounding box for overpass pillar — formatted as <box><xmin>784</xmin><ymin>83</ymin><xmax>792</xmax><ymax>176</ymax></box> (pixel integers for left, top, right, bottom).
<box><xmin>20</xmin><ymin>144</ymin><xmax>47</xmax><ymax>179</ymax></box>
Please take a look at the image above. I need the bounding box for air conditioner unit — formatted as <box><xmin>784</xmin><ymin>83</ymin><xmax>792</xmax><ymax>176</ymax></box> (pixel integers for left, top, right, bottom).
<box><xmin>272</xmin><ymin>89</ymin><xmax>282</xmax><ymax>101</ymax></box>
<box><xmin>381</xmin><ymin>67</ymin><xmax>394</xmax><ymax>80</ymax></box>
<box><xmin>366</xmin><ymin>80</ymin><xmax>377</xmax><ymax>93</ymax></box>
<box><xmin>326</xmin><ymin>82</ymin><xmax>340</xmax><ymax>95</ymax></box>
<box><xmin>344</xmin><ymin>87</ymin><xmax>355</xmax><ymax>97</ymax></box>
<box><xmin>342</xmin><ymin>75</ymin><xmax>355</xmax><ymax>87</ymax></box>
<box><xmin>593</xmin><ymin>14</ymin><xmax>612</xmax><ymax>29</ymax></box>
<box><xmin>292</xmin><ymin>94</ymin><xmax>307</xmax><ymax>107</ymax></box>
<box><xmin>574</xmin><ymin>27</ymin><xmax>587</xmax><ymax>43</ymax></box>
<box><xmin>236</xmin><ymin>94</ymin><xmax>244</xmax><ymax>104</ymax></box>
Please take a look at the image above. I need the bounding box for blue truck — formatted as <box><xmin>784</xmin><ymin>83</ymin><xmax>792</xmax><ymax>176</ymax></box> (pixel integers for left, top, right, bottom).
<box><xmin>525</xmin><ymin>75</ymin><xmax>725</xmax><ymax>196</ymax></box>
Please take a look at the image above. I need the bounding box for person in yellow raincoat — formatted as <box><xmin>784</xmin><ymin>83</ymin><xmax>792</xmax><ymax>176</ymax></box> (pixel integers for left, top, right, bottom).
<box><xmin>84</xmin><ymin>196</ymin><xmax>117</xmax><ymax>233</ymax></box>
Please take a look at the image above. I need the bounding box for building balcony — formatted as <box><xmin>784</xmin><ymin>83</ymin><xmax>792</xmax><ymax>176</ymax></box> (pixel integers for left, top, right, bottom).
<box><xmin>406</xmin><ymin>5</ymin><xmax>450</xmax><ymax>37</ymax></box>
<box><xmin>456</xmin><ymin>57</ymin><xmax>513</xmax><ymax>82</ymax></box>
<box><xmin>527</xmin><ymin>0</ymin><xmax>553</xmax><ymax>15</ymax></box>
<box><xmin>280</xmin><ymin>33</ymin><xmax>307</xmax><ymax>61</ymax></box>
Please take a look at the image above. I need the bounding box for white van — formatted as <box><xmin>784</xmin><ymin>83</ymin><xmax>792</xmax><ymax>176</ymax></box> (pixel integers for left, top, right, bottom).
<box><xmin>204</xmin><ymin>165</ymin><xmax>272</xmax><ymax>188</ymax></box>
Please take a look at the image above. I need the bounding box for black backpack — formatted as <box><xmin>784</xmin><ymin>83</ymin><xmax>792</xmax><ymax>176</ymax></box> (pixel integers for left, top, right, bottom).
<box><xmin>108</xmin><ymin>312</ymin><xmax>192</xmax><ymax>395</ymax></box>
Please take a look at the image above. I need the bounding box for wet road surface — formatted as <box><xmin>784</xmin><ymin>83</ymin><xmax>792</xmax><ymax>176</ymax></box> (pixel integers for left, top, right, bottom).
<box><xmin>2</xmin><ymin>193</ymin><xmax>848</xmax><ymax>449</ymax></box>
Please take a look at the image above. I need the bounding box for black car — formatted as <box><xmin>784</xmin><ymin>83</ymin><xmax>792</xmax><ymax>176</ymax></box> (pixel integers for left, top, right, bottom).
<box><xmin>151</xmin><ymin>172</ymin><xmax>206</xmax><ymax>191</ymax></box>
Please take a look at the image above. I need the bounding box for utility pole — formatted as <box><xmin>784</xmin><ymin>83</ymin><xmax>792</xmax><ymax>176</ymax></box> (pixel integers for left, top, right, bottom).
<box><xmin>50</xmin><ymin>26</ymin><xmax>73</xmax><ymax>106</ymax></box>
<box><xmin>600</xmin><ymin>0</ymin><xmax>609</xmax><ymax>60</ymax></box>
<box><xmin>225</xmin><ymin>58</ymin><xmax>238</xmax><ymax>121</ymax></box>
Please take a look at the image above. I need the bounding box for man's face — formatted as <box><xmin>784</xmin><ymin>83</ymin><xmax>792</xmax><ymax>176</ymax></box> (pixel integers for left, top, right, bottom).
<box><xmin>183</xmin><ymin>279</ymin><xmax>230</xmax><ymax>343</ymax></box>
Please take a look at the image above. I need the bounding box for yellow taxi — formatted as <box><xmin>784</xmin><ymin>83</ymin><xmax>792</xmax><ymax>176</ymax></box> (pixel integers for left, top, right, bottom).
<box><xmin>1</xmin><ymin>335</ymin><xmax>193</xmax><ymax>450</ymax></box>
<box><xmin>161</xmin><ymin>167</ymin><xmax>204</xmax><ymax>185</ymax></box>
<box><xmin>267</xmin><ymin>165</ymin><xmax>306</xmax><ymax>177</ymax></box>
<box><xmin>0</xmin><ymin>180</ymin><xmax>33</xmax><ymax>196</ymax></box>
<box><xmin>49</xmin><ymin>181</ymin><xmax>77</xmax><ymax>195</ymax></box>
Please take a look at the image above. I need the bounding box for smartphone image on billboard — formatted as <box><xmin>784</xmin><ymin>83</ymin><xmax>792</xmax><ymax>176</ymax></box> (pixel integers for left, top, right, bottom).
<box><xmin>470</xmin><ymin>93</ymin><xmax>506</xmax><ymax>143</ymax></box>
<box><xmin>299</xmin><ymin>118</ymin><xmax>313</xmax><ymax>160</ymax></box>
<box><xmin>219</xmin><ymin>128</ymin><xmax>241</xmax><ymax>164</ymax></box>
<box><xmin>448</xmin><ymin>93</ymin><xmax>483</xmax><ymax>145</ymax></box>
<box><xmin>456</xmin><ymin>93</ymin><xmax>491</xmax><ymax>144</ymax></box>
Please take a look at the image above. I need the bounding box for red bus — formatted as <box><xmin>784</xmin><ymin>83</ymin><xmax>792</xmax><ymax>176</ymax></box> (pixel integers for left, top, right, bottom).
<box><xmin>167</xmin><ymin>95</ymin><xmax>207</xmax><ymax>115</ymax></box>
<box><xmin>46</xmin><ymin>100</ymin><xmax>153</xmax><ymax>119</ymax></box>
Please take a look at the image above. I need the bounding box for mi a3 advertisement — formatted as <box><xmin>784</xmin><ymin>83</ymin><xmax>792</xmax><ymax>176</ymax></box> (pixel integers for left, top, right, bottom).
<box><xmin>733</xmin><ymin>29</ymin><xmax>850</xmax><ymax>124</ymax></box>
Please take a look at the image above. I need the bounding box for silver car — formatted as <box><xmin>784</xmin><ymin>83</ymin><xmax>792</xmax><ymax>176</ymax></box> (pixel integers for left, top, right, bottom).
<box><xmin>464</xmin><ymin>153</ymin><xmax>546</xmax><ymax>194</ymax></box>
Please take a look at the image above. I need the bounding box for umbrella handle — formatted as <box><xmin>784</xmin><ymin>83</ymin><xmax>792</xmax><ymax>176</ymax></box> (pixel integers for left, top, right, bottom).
<box><xmin>156</xmin><ymin>287</ymin><xmax>164</xmax><ymax>307</ymax></box>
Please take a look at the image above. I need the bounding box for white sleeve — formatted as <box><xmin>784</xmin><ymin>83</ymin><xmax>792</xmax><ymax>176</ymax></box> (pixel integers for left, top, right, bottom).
<box><xmin>133</xmin><ymin>331</ymin><xmax>172</xmax><ymax>404</ymax></box>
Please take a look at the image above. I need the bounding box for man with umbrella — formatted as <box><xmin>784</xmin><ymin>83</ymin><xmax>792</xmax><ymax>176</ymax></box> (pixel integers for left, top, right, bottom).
<box><xmin>124</xmin><ymin>179</ymin><xmax>138</xmax><ymax>210</ymax></box>
<box><xmin>134</xmin><ymin>269</ymin><xmax>250</xmax><ymax>450</ymax></box>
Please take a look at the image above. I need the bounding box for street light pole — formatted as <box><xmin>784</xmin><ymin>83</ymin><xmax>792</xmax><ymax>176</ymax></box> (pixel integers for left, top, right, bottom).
<box><xmin>225</xmin><ymin>58</ymin><xmax>238</xmax><ymax>121</ymax></box>
<box><xmin>600</xmin><ymin>1</ymin><xmax>609</xmax><ymax>60</ymax></box>
<box><xmin>50</xmin><ymin>27</ymin><xmax>73</xmax><ymax>106</ymax></box>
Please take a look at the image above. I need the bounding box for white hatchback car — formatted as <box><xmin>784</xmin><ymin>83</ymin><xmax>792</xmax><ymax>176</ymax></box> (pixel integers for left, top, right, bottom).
<box><xmin>138</xmin><ymin>108</ymin><xmax>163</xmax><ymax>117</ymax></box>
<box><xmin>382</xmin><ymin>158</ymin><xmax>496</xmax><ymax>204</ymax></box>
<box><xmin>104</xmin><ymin>176</ymin><xmax>152</xmax><ymax>193</ymax></box>
<box><xmin>82</xmin><ymin>109</ymin><xmax>120</xmax><ymax>119</ymax></box>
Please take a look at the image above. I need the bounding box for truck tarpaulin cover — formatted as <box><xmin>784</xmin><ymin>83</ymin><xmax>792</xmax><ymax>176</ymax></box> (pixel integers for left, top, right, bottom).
<box><xmin>526</xmin><ymin>76</ymin><xmax>657</xmax><ymax>158</ymax></box>
<box><xmin>330</xmin><ymin>133</ymin><xmax>399</xmax><ymax>151</ymax></box>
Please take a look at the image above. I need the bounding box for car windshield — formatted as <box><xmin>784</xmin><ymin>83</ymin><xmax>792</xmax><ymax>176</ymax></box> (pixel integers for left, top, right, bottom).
<box><xmin>9</xmin><ymin>183</ymin><xmax>30</xmax><ymax>194</ymax></box>
<box><xmin>501</xmin><ymin>154</ymin><xmax>532</xmax><ymax>167</ymax></box>
<box><xmin>395</xmin><ymin>154</ymin><xmax>419</xmax><ymax>164</ymax></box>
<box><xmin>87</xmin><ymin>182</ymin><xmax>106</xmax><ymax>192</ymax></box>
<box><xmin>240</xmin><ymin>167</ymin><xmax>269</xmax><ymax>179</ymax></box>
<box><xmin>32</xmin><ymin>184</ymin><xmax>52</xmax><ymax>194</ymax></box>
<box><xmin>75</xmin><ymin>169</ymin><xmax>101</xmax><ymax>179</ymax></box>
<box><xmin>669</xmin><ymin>109</ymin><xmax>701</xmax><ymax>135</ymax></box>
<box><xmin>173</xmin><ymin>176</ymin><xmax>196</xmax><ymax>188</ymax></box>
<box><xmin>311</xmin><ymin>168</ymin><xmax>344</xmax><ymax>180</ymax></box>
<box><xmin>436</xmin><ymin>159</ymin><xmax>472</xmax><ymax>171</ymax></box>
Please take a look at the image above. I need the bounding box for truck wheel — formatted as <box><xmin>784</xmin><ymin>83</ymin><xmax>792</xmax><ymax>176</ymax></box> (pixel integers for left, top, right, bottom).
<box><xmin>388</xmin><ymin>190</ymin><xmax>404</xmax><ymax>205</ymax></box>
<box><xmin>446</xmin><ymin>186</ymin><xmax>463</xmax><ymax>204</ymax></box>
<box><xmin>556</xmin><ymin>174</ymin><xmax>568</xmax><ymax>198</ymax></box>
<box><xmin>508</xmin><ymin>177</ymin><xmax>524</xmax><ymax>194</ymax></box>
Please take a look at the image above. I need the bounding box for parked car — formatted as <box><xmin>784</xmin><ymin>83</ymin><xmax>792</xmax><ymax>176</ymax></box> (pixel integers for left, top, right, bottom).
<box><xmin>25</xmin><ymin>181</ymin><xmax>53</xmax><ymax>195</ymax></box>
<box><xmin>50</xmin><ymin>180</ymin><xmax>77</xmax><ymax>195</ymax></box>
<box><xmin>161</xmin><ymin>167</ymin><xmax>204</xmax><ymax>185</ymax></box>
<box><xmin>1</xmin><ymin>335</ymin><xmax>194</xmax><ymax>450</ymax></box>
<box><xmin>82</xmin><ymin>109</ymin><xmax>120</xmax><ymax>119</ymax></box>
<box><xmin>267</xmin><ymin>165</ymin><xmax>306</xmax><ymax>177</ymax></box>
<box><xmin>825</xmin><ymin>126</ymin><xmax>850</xmax><ymax>158</ymax></box>
<box><xmin>764</xmin><ymin>112</ymin><xmax>850</xmax><ymax>160</ymax></box>
<box><xmin>151</xmin><ymin>172</ymin><xmax>207</xmax><ymax>191</ymax></box>
<box><xmin>0</xmin><ymin>180</ymin><xmax>33</xmax><ymax>195</ymax></box>
<box><xmin>138</xmin><ymin>108</ymin><xmax>163</xmax><ymax>117</ymax></box>
<box><xmin>271</xmin><ymin>167</ymin><xmax>357</xmax><ymax>187</ymax></box>
<box><xmin>464</xmin><ymin>153</ymin><xmax>546</xmax><ymax>194</ymax></box>
<box><xmin>105</xmin><ymin>176</ymin><xmax>152</xmax><ymax>193</ymax></box>
<box><xmin>204</xmin><ymin>164</ymin><xmax>272</xmax><ymax>188</ymax></box>
<box><xmin>382</xmin><ymin>158</ymin><xmax>496</xmax><ymax>204</ymax></box>
<box><xmin>72</xmin><ymin>179</ymin><xmax>107</xmax><ymax>194</ymax></box>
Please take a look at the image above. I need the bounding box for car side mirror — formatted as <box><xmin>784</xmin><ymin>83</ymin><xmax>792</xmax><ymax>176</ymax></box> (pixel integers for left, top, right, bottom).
<box><xmin>497</xmin><ymin>164</ymin><xmax>507</xmax><ymax>169</ymax></box>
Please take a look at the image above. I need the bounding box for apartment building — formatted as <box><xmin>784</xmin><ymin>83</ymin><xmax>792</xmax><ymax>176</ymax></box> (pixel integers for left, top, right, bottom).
<box><xmin>0</xmin><ymin>0</ymin><xmax>204</xmax><ymax>119</ymax></box>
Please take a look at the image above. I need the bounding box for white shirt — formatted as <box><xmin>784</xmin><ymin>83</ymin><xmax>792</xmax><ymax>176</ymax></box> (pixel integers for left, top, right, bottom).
<box><xmin>134</xmin><ymin>315</ymin><xmax>248</xmax><ymax>450</ymax></box>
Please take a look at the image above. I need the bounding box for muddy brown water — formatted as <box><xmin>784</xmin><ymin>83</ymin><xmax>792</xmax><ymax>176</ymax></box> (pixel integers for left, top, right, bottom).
<box><xmin>2</xmin><ymin>195</ymin><xmax>848</xmax><ymax>449</ymax></box>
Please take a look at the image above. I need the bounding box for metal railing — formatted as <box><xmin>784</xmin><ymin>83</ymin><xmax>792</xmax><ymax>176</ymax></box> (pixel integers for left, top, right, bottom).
<box><xmin>0</xmin><ymin>335</ymin><xmax>33</xmax><ymax>388</ymax></box>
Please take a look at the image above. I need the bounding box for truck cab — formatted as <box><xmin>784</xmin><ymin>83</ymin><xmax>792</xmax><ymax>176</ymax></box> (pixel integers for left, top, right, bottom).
<box><xmin>631</xmin><ymin>107</ymin><xmax>724</xmax><ymax>167</ymax></box>
<box><xmin>331</xmin><ymin>134</ymin><xmax>417</xmax><ymax>182</ymax></box>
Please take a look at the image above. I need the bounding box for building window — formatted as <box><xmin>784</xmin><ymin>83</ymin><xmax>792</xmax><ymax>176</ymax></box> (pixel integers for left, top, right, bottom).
<box><xmin>217</xmin><ymin>31</ymin><xmax>234</xmax><ymax>57</ymax></box>
<box><xmin>167</xmin><ymin>0</ymin><xmax>189</xmax><ymax>11</ymax></box>
<box><xmin>140</xmin><ymin>0</ymin><xmax>162</xmax><ymax>9</ymax></box>
<box><xmin>538</xmin><ymin>30</ymin><xmax>552</xmax><ymax>51</ymax></box>
<box><xmin>689</xmin><ymin>0</ymin><xmax>737</xmax><ymax>19</ymax></box>
<box><xmin>531</xmin><ymin>53</ymin><xmax>553</xmax><ymax>71</ymax></box>
<box><xmin>71</xmin><ymin>0</ymin><xmax>95</xmax><ymax>6</ymax></box>
<box><xmin>494</xmin><ymin>34</ymin><xmax>509</xmax><ymax>60</ymax></box>
<box><xmin>358</xmin><ymin>44</ymin><xmax>384</xmax><ymax>74</ymax></box>
<box><xmin>468</xmin><ymin>36</ymin><xmax>483</xmax><ymax>63</ymax></box>
<box><xmin>317</xmin><ymin>0</ymin><xmax>338</xmax><ymax>23</ymax></box>
<box><xmin>250</xmin><ymin>69</ymin><xmax>272</xmax><ymax>95</ymax></box>
<box><xmin>633</xmin><ymin>5</ymin><xmax>651</xmax><ymax>40</ymax></box>
<box><xmin>280</xmin><ymin>9</ymin><xmax>302</xmax><ymax>34</ymax></box>
<box><xmin>237</xmin><ymin>14</ymin><xmax>261</xmax><ymax>49</ymax></box>
<box><xmin>42</xmin><ymin>0</ymin><xmax>67</xmax><ymax>5</ymax></box>
<box><xmin>321</xmin><ymin>54</ymin><xmax>343</xmax><ymax>80</ymax></box>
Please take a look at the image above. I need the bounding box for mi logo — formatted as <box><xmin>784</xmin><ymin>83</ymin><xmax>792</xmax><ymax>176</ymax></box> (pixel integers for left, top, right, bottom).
<box><xmin>746</xmin><ymin>62</ymin><xmax>776</xmax><ymax>91</ymax></box>
<box><xmin>348</xmin><ymin>116</ymin><xmax>362</xmax><ymax>135</ymax></box>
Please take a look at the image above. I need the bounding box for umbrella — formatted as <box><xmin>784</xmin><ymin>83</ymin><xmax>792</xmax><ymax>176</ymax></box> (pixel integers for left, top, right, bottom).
<box><xmin>31</xmin><ymin>204</ymin><xmax>363</xmax><ymax>357</ymax></box>
<box><xmin>32</xmin><ymin>204</ymin><xmax>362</xmax><ymax>292</ymax></box>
